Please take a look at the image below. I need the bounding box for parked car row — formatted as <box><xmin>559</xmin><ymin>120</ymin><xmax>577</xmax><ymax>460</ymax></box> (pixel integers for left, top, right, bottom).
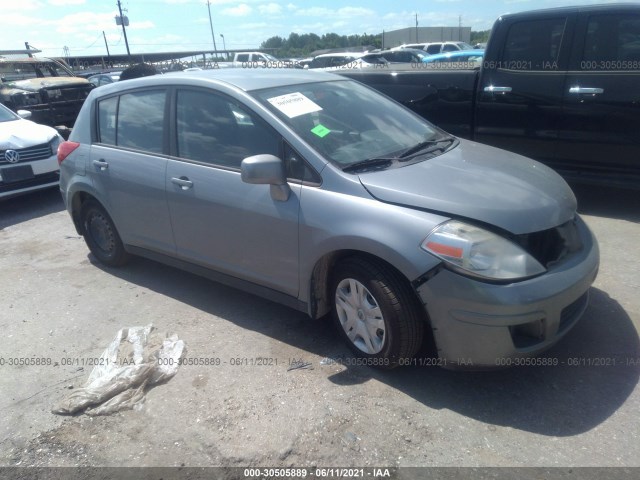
<box><xmin>392</xmin><ymin>41</ymin><xmax>476</xmax><ymax>54</ymax></box>
<box><xmin>305</xmin><ymin>48</ymin><xmax>483</xmax><ymax>71</ymax></box>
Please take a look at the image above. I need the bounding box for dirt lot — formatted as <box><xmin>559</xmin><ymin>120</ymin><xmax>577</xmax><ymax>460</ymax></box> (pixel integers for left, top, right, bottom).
<box><xmin>0</xmin><ymin>184</ymin><xmax>638</xmax><ymax>475</ymax></box>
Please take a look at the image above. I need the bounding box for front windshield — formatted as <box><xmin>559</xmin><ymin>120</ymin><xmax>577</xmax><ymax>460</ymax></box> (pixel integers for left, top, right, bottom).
<box><xmin>0</xmin><ymin>61</ymin><xmax>72</xmax><ymax>81</ymax></box>
<box><xmin>253</xmin><ymin>80</ymin><xmax>445</xmax><ymax>167</ymax></box>
<box><xmin>0</xmin><ymin>104</ymin><xmax>19</xmax><ymax>123</ymax></box>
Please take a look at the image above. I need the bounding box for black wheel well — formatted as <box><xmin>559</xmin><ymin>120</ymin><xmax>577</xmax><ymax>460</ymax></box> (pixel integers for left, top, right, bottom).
<box><xmin>309</xmin><ymin>250</ymin><xmax>426</xmax><ymax>321</ymax></box>
<box><xmin>71</xmin><ymin>191</ymin><xmax>100</xmax><ymax>235</ymax></box>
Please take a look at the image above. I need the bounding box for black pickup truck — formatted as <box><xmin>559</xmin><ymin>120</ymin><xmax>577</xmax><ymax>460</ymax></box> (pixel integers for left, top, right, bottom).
<box><xmin>340</xmin><ymin>4</ymin><xmax>640</xmax><ymax>187</ymax></box>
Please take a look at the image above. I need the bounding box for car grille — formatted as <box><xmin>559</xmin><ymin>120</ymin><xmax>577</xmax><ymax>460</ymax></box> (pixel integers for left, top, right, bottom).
<box><xmin>514</xmin><ymin>218</ymin><xmax>583</xmax><ymax>268</ymax></box>
<box><xmin>44</xmin><ymin>85</ymin><xmax>94</xmax><ymax>102</ymax></box>
<box><xmin>0</xmin><ymin>143</ymin><xmax>53</xmax><ymax>165</ymax></box>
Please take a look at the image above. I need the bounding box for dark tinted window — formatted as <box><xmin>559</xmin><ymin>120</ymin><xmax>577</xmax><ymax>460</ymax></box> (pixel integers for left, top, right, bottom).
<box><xmin>236</xmin><ymin>54</ymin><xmax>249</xmax><ymax>62</ymax></box>
<box><xmin>426</xmin><ymin>44</ymin><xmax>441</xmax><ymax>54</ymax></box>
<box><xmin>117</xmin><ymin>90</ymin><xmax>165</xmax><ymax>153</ymax></box>
<box><xmin>583</xmin><ymin>14</ymin><xmax>640</xmax><ymax>68</ymax></box>
<box><xmin>176</xmin><ymin>89</ymin><xmax>280</xmax><ymax>168</ymax></box>
<box><xmin>442</xmin><ymin>43</ymin><xmax>458</xmax><ymax>52</ymax></box>
<box><xmin>503</xmin><ymin>17</ymin><xmax>566</xmax><ymax>69</ymax></box>
<box><xmin>309</xmin><ymin>57</ymin><xmax>330</xmax><ymax>68</ymax></box>
<box><xmin>330</xmin><ymin>56</ymin><xmax>355</xmax><ymax>67</ymax></box>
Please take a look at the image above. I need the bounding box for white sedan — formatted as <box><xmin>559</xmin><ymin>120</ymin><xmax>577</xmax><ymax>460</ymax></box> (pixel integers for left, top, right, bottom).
<box><xmin>0</xmin><ymin>103</ymin><xmax>63</xmax><ymax>199</ymax></box>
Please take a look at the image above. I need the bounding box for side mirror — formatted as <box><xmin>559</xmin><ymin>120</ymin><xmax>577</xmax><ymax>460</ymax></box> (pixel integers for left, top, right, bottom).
<box><xmin>241</xmin><ymin>154</ymin><xmax>290</xmax><ymax>201</ymax></box>
<box><xmin>17</xmin><ymin>110</ymin><xmax>32</xmax><ymax>119</ymax></box>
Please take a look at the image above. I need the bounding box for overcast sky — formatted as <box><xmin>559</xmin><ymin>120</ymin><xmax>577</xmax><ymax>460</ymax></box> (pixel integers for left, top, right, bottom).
<box><xmin>3</xmin><ymin>0</ymin><xmax>637</xmax><ymax>57</ymax></box>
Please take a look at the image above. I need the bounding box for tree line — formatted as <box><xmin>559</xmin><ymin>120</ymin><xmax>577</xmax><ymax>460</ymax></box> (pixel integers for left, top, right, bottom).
<box><xmin>260</xmin><ymin>30</ymin><xmax>492</xmax><ymax>58</ymax></box>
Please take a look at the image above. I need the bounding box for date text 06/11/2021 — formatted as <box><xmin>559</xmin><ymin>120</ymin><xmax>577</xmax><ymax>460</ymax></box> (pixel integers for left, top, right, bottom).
<box><xmin>243</xmin><ymin>467</ymin><xmax>392</xmax><ymax>478</ymax></box>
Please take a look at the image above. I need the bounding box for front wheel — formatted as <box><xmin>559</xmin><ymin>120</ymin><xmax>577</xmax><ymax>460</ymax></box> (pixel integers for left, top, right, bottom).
<box><xmin>81</xmin><ymin>200</ymin><xmax>130</xmax><ymax>267</ymax></box>
<box><xmin>330</xmin><ymin>257</ymin><xmax>424</xmax><ymax>369</ymax></box>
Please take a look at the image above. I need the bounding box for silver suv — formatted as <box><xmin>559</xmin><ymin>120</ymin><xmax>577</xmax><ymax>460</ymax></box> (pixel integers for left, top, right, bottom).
<box><xmin>58</xmin><ymin>70</ymin><xmax>599</xmax><ymax>368</ymax></box>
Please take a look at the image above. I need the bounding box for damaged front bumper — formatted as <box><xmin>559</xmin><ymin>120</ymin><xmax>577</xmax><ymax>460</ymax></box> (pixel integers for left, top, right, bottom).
<box><xmin>416</xmin><ymin>215</ymin><xmax>600</xmax><ymax>368</ymax></box>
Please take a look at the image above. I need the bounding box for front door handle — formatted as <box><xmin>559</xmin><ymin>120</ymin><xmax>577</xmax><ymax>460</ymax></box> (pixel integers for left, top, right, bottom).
<box><xmin>171</xmin><ymin>176</ymin><xmax>193</xmax><ymax>190</ymax></box>
<box><xmin>92</xmin><ymin>159</ymin><xmax>109</xmax><ymax>171</ymax></box>
<box><xmin>569</xmin><ymin>87</ymin><xmax>604</xmax><ymax>95</ymax></box>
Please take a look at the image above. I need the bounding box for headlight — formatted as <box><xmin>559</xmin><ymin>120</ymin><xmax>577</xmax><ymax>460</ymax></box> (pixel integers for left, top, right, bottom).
<box><xmin>12</xmin><ymin>92</ymin><xmax>43</xmax><ymax>107</ymax></box>
<box><xmin>421</xmin><ymin>220</ymin><xmax>546</xmax><ymax>281</ymax></box>
<box><xmin>50</xmin><ymin>134</ymin><xmax>63</xmax><ymax>154</ymax></box>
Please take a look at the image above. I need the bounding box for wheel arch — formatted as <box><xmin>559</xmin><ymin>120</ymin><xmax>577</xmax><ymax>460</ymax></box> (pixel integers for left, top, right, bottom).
<box><xmin>70</xmin><ymin>190</ymin><xmax>108</xmax><ymax>236</ymax></box>
<box><xmin>307</xmin><ymin>249</ymin><xmax>429</xmax><ymax>322</ymax></box>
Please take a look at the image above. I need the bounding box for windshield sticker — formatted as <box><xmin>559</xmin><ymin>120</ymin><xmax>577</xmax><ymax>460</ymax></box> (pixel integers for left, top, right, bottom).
<box><xmin>311</xmin><ymin>124</ymin><xmax>331</xmax><ymax>138</ymax></box>
<box><xmin>267</xmin><ymin>92</ymin><xmax>322</xmax><ymax>118</ymax></box>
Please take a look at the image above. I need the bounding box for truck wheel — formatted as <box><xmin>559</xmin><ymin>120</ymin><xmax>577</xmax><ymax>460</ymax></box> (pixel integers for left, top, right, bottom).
<box><xmin>81</xmin><ymin>200</ymin><xmax>130</xmax><ymax>267</ymax></box>
<box><xmin>330</xmin><ymin>257</ymin><xmax>424</xmax><ymax>369</ymax></box>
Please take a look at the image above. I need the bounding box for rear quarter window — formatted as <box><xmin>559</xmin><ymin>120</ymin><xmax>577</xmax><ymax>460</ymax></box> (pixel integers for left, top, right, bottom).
<box><xmin>97</xmin><ymin>96</ymin><xmax>117</xmax><ymax>145</ymax></box>
<box><xmin>96</xmin><ymin>90</ymin><xmax>166</xmax><ymax>153</ymax></box>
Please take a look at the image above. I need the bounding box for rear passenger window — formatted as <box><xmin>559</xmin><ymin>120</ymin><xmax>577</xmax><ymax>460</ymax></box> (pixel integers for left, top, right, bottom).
<box><xmin>176</xmin><ymin>89</ymin><xmax>280</xmax><ymax>168</ymax></box>
<box><xmin>582</xmin><ymin>14</ymin><xmax>640</xmax><ymax>69</ymax></box>
<box><xmin>503</xmin><ymin>17</ymin><xmax>566</xmax><ymax>69</ymax></box>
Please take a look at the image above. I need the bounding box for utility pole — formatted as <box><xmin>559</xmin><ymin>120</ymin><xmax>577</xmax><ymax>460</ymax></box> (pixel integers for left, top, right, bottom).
<box><xmin>103</xmin><ymin>31</ymin><xmax>111</xmax><ymax>58</ymax></box>
<box><xmin>25</xmin><ymin>42</ymin><xmax>33</xmax><ymax>57</ymax></box>
<box><xmin>415</xmin><ymin>13</ymin><xmax>419</xmax><ymax>43</ymax></box>
<box><xmin>207</xmin><ymin>0</ymin><xmax>218</xmax><ymax>57</ymax></box>
<box><xmin>116</xmin><ymin>0</ymin><xmax>131</xmax><ymax>59</ymax></box>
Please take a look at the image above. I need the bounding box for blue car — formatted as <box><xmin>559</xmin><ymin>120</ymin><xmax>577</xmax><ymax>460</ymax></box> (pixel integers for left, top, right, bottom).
<box><xmin>422</xmin><ymin>49</ymin><xmax>484</xmax><ymax>68</ymax></box>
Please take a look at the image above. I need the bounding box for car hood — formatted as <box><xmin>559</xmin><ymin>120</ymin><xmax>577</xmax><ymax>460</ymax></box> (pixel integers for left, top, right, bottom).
<box><xmin>2</xmin><ymin>77</ymin><xmax>90</xmax><ymax>93</ymax></box>
<box><xmin>0</xmin><ymin>119</ymin><xmax>57</xmax><ymax>149</ymax></box>
<box><xmin>358</xmin><ymin>139</ymin><xmax>576</xmax><ymax>235</ymax></box>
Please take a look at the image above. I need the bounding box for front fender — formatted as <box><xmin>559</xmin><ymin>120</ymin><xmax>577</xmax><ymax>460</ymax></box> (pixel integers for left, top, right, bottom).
<box><xmin>298</xmin><ymin>186</ymin><xmax>447</xmax><ymax>305</ymax></box>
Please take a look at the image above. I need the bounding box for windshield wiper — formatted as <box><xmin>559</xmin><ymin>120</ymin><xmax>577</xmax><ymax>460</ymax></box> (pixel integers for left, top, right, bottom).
<box><xmin>342</xmin><ymin>158</ymin><xmax>394</xmax><ymax>173</ymax></box>
<box><xmin>398</xmin><ymin>137</ymin><xmax>455</xmax><ymax>160</ymax></box>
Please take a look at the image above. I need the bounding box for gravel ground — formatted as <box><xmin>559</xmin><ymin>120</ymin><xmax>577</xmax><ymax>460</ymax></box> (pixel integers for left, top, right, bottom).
<box><xmin>0</xmin><ymin>184</ymin><xmax>638</xmax><ymax>476</ymax></box>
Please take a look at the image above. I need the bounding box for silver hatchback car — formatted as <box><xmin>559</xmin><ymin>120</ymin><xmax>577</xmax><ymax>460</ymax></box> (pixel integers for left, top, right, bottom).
<box><xmin>58</xmin><ymin>70</ymin><xmax>599</xmax><ymax>369</ymax></box>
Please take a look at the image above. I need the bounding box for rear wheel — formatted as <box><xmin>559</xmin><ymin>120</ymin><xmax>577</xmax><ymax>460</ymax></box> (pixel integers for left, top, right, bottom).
<box><xmin>330</xmin><ymin>257</ymin><xmax>424</xmax><ymax>369</ymax></box>
<box><xmin>81</xmin><ymin>200</ymin><xmax>130</xmax><ymax>267</ymax></box>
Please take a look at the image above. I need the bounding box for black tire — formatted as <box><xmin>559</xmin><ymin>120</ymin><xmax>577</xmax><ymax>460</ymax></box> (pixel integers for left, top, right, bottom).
<box><xmin>330</xmin><ymin>257</ymin><xmax>424</xmax><ymax>369</ymax></box>
<box><xmin>81</xmin><ymin>200</ymin><xmax>130</xmax><ymax>267</ymax></box>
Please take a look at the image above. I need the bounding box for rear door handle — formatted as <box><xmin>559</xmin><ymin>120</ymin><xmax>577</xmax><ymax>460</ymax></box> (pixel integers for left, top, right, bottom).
<box><xmin>569</xmin><ymin>87</ymin><xmax>604</xmax><ymax>95</ymax></box>
<box><xmin>171</xmin><ymin>176</ymin><xmax>193</xmax><ymax>190</ymax></box>
<box><xmin>92</xmin><ymin>159</ymin><xmax>109</xmax><ymax>171</ymax></box>
<box><xmin>483</xmin><ymin>86</ymin><xmax>512</xmax><ymax>93</ymax></box>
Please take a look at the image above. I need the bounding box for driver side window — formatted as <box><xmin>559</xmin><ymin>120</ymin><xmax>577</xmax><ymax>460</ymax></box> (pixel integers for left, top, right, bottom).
<box><xmin>176</xmin><ymin>89</ymin><xmax>280</xmax><ymax>168</ymax></box>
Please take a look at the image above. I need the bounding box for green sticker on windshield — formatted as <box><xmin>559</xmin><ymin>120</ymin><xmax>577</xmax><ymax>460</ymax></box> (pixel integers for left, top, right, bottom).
<box><xmin>311</xmin><ymin>124</ymin><xmax>331</xmax><ymax>138</ymax></box>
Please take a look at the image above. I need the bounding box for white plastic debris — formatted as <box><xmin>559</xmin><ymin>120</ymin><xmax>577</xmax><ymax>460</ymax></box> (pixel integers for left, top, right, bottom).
<box><xmin>52</xmin><ymin>325</ymin><xmax>185</xmax><ymax>416</ymax></box>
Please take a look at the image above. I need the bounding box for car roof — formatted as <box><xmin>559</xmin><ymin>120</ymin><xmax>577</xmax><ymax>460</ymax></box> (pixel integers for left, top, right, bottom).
<box><xmin>384</xmin><ymin>49</ymin><xmax>426</xmax><ymax>55</ymax></box>
<box><xmin>424</xmin><ymin>50</ymin><xmax>484</xmax><ymax>61</ymax></box>
<box><xmin>97</xmin><ymin>68</ymin><xmax>342</xmax><ymax>93</ymax></box>
<box><xmin>499</xmin><ymin>2</ymin><xmax>640</xmax><ymax>20</ymax></box>
<box><xmin>314</xmin><ymin>52</ymin><xmax>364</xmax><ymax>59</ymax></box>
